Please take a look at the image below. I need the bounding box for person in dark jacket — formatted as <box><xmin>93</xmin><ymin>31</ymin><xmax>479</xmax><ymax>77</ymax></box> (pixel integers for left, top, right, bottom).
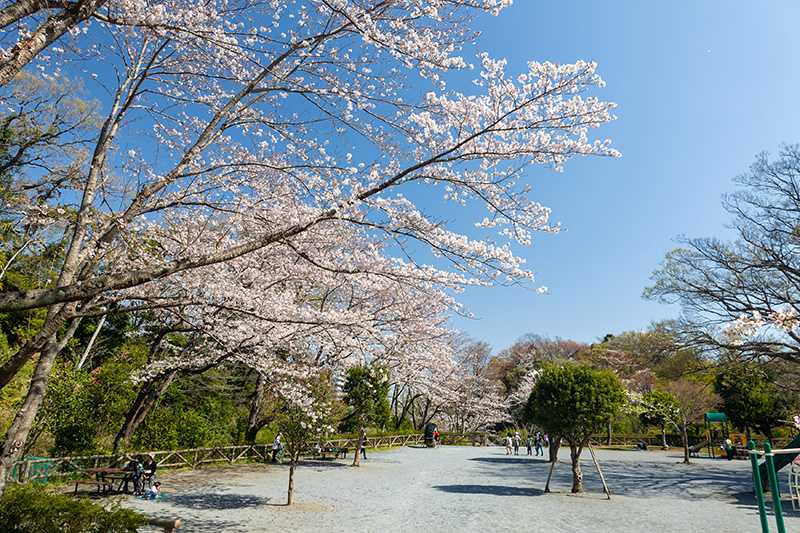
<box><xmin>142</xmin><ymin>454</ymin><xmax>158</xmax><ymax>490</ymax></box>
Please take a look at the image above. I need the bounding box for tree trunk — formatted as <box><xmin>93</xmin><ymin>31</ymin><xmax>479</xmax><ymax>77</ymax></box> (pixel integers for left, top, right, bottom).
<box><xmin>661</xmin><ymin>425</ymin><xmax>668</xmax><ymax>448</ymax></box>
<box><xmin>76</xmin><ymin>314</ymin><xmax>105</xmax><ymax>370</ymax></box>
<box><xmin>352</xmin><ymin>428</ymin><xmax>365</xmax><ymax>467</ymax></box>
<box><xmin>245</xmin><ymin>374</ymin><xmax>266</xmax><ymax>444</ymax></box>
<box><xmin>681</xmin><ymin>421</ymin><xmax>690</xmax><ymax>464</ymax></box>
<box><xmin>287</xmin><ymin>462</ymin><xmax>295</xmax><ymax>505</ymax></box>
<box><xmin>0</xmin><ymin>309</ymin><xmax>72</xmax><ymax>390</ymax></box>
<box><xmin>0</xmin><ymin>336</ymin><xmax>59</xmax><ymax>494</ymax></box>
<box><xmin>0</xmin><ymin>0</ymin><xmax>109</xmax><ymax>88</ymax></box>
<box><xmin>549</xmin><ymin>435</ymin><xmax>561</xmax><ymax>463</ymax></box>
<box><xmin>570</xmin><ymin>444</ymin><xmax>584</xmax><ymax>493</ymax></box>
<box><xmin>113</xmin><ymin>370</ymin><xmax>177</xmax><ymax>453</ymax></box>
<box><xmin>606</xmin><ymin>420</ymin><xmax>612</xmax><ymax>446</ymax></box>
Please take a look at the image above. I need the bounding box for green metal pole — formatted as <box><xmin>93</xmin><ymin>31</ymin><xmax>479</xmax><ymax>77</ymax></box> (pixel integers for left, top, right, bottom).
<box><xmin>748</xmin><ymin>441</ymin><xmax>770</xmax><ymax>533</ymax></box>
<box><xmin>764</xmin><ymin>442</ymin><xmax>786</xmax><ymax>533</ymax></box>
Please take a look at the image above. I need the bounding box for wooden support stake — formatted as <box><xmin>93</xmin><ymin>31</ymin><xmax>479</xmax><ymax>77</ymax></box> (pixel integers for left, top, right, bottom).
<box><xmin>588</xmin><ymin>444</ymin><xmax>611</xmax><ymax>500</ymax></box>
<box><xmin>544</xmin><ymin>455</ymin><xmax>557</xmax><ymax>493</ymax></box>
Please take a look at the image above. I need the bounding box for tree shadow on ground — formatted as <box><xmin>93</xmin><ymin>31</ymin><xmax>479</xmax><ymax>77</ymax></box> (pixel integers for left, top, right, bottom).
<box><xmin>168</xmin><ymin>492</ymin><xmax>270</xmax><ymax>510</ymax></box>
<box><xmin>473</xmin><ymin>455</ymin><xmax>751</xmax><ymax>498</ymax></box>
<box><xmin>470</xmin><ymin>457</ymin><xmax>549</xmax><ymax>465</ymax></box>
<box><xmin>433</xmin><ymin>484</ymin><xmax>544</xmax><ymax>497</ymax></box>
<box><xmin>296</xmin><ymin>459</ymin><xmax>348</xmax><ymax>468</ymax></box>
<box><xmin>467</xmin><ymin>451</ymin><xmax>800</xmax><ymax>521</ymax></box>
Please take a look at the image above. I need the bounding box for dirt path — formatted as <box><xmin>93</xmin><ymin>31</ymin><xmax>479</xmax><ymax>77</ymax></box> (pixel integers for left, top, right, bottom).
<box><xmin>123</xmin><ymin>445</ymin><xmax>799</xmax><ymax>532</ymax></box>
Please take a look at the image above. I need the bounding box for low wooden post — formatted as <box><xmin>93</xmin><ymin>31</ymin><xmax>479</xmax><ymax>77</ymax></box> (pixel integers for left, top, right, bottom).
<box><xmin>147</xmin><ymin>517</ymin><xmax>182</xmax><ymax>532</ymax></box>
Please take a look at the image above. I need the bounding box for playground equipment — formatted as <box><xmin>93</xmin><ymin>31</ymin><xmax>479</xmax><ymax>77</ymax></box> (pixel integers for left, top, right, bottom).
<box><xmin>703</xmin><ymin>411</ymin><xmax>729</xmax><ymax>458</ymax></box>
<box><xmin>748</xmin><ymin>439</ymin><xmax>800</xmax><ymax>533</ymax></box>
<box><xmin>758</xmin><ymin>433</ymin><xmax>800</xmax><ymax>490</ymax></box>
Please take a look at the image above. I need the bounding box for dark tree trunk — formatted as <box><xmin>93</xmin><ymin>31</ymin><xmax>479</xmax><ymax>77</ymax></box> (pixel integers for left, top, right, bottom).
<box><xmin>245</xmin><ymin>374</ymin><xmax>266</xmax><ymax>444</ymax></box>
<box><xmin>287</xmin><ymin>461</ymin><xmax>296</xmax><ymax>505</ymax></box>
<box><xmin>113</xmin><ymin>370</ymin><xmax>177</xmax><ymax>453</ymax></box>
<box><xmin>0</xmin><ymin>336</ymin><xmax>59</xmax><ymax>495</ymax></box>
<box><xmin>352</xmin><ymin>428</ymin><xmax>365</xmax><ymax>467</ymax></box>
<box><xmin>0</xmin><ymin>309</ymin><xmax>72</xmax><ymax>390</ymax></box>
<box><xmin>549</xmin><ymin>435</ymin><xmax>561</xmax><ymax>463</ymax></box>
<box><xmin>570</xmin><ymin>444</ymin><xmax>584</xmax><ymax>493</ymax></box>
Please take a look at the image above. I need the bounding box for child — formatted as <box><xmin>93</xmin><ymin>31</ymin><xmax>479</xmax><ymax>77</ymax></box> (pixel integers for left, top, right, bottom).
<box><xmin>146</xmin><ymin>481</ymin><xmax>161</xmax><ymax>500</ymax></box>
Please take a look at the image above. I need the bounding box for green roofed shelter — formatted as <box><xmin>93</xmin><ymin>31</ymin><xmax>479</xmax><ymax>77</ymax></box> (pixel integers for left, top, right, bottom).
<box><xmin>704</xmin><ymin>412</ymin><xmax>728</xmax><ymax>423</ymax></box>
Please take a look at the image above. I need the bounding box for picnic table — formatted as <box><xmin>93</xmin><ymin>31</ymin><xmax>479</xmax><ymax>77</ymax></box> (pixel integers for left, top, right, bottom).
<box><xmin>76</xmin><ymin>467</ymin><xmax>131</xmax><ymax>495</ymax></box>
<box><xmin>317</xmin><ymin>446</ymin><xmax>348</xmax><ymax>459</ymax></box>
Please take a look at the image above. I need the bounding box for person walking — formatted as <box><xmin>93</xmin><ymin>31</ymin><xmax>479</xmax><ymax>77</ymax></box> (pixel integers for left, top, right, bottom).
<box><xmin>271</xmin><ymin>433</ymin><xmax>283</xmax><ymax>463</ymax></box>
<box><xmin>526</xmin><ymin>435</ymin><xmax>533</xmax><ymax>456</ymax></box>
<box><xmin>513</xmin><ymin>432</ymin><xmax>521</xmax><ymax>456</ymax></box>
<box><xmin>505</xmin><ymin>435</ymin><xmax>513</xmax><ymax>455</ymax></box>
<box><xmin>360</xmin><ymin>437</ymin><xmax>367</xmax><ymax>460</ymax></box>
<box><xmin>534</xmin><ymin>432</ymin><xmax>544</xmax><ymax>457</ymax></box>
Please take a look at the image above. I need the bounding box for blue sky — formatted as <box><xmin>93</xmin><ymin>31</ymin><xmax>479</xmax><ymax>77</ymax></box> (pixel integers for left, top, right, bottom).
<box><xmin>450</xmin><ymin>0</ymin><xmax>800</xmax><ymax>350</ymax></box>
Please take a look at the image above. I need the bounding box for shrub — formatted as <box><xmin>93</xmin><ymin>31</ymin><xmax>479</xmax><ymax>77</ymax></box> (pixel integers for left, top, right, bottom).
<box><xmin>0</xmin><ymin>484</ymin><xmax>145</xmax><ymax>532</ymax></box>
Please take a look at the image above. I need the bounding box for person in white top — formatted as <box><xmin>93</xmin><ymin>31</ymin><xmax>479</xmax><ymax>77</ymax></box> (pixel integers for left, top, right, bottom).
<box><xmin>271</xmin><ymin>433</ymin><xmax>283</xmax><ymax>463</ymax></box>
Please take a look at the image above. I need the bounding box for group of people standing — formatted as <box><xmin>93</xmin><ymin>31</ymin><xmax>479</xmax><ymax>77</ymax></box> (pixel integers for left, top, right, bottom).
<box><xmin>505</xmin><ymin>431</ymin><xmax>549</xmax><ymax>457</ymax></box>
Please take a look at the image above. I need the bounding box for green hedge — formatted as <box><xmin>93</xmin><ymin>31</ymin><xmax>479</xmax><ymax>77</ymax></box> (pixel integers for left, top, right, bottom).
<box><xmin>0</xmin><ymin>484</ymin><xmax>145</xmax><ymax>532</ymax></box>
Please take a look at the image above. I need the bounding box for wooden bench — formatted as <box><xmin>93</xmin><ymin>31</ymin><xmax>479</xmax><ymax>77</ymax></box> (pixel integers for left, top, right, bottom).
<box><xmin>104</xmin><ymin>474</ymin><xmax>132</xmax><ymax>493</ymax></box>
<box><xmin>318</xmin><ymin>447</ymin><xmax>348</xmax><ymax>459</ymax></box>
<box><xmin>73</xmin><ymin>479</ymin><xmax>104</xmax><ymax>495</ymax></box>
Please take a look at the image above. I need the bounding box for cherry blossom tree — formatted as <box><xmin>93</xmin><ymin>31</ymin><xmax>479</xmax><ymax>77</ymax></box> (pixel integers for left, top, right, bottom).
<box><xmin>0</xmin><ymin>1</ymin><xmax>619</xmax><ymax>493</ymax></box>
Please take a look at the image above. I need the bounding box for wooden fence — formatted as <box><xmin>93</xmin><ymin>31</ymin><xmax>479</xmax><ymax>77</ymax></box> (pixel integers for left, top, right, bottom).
<box><xmin>9</xmin><ymin>433</ymin><xmax>436</xmax><ymax>484</ymax></box>
<box><xmin>439</xmin><ymin>432</ymin><xmax>488</xmax><ymax>446</ymax></box>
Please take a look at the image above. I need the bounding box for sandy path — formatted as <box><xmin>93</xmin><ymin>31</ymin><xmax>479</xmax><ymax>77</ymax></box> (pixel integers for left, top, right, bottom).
<box><xmin>124</xmin><ymin>445</ymin><xmax>800</xmax><ymax>532</ymax></box>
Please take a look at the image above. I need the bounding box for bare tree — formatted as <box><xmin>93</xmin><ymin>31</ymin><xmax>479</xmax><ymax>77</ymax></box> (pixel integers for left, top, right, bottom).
<box><xmin>646</xmin><ymin>145</ymin><xmax>800</xmax><ymax>368</ymax></box>
<box><xmin>664</xmin><ymin>380</ymin><xmax>719</xmax><ymax>464</ymax></box>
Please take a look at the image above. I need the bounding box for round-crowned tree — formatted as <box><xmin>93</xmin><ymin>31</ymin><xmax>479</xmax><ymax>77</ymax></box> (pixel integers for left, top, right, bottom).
<box><xmin>526</xmin><ymin>364</ymin><xmax>626</xmax><ymax>493</ymax></box>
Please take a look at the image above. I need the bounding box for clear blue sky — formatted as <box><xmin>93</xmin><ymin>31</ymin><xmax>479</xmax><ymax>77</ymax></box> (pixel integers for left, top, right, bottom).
<box><xmin>450</xmin><ymin>0</ymin><xmax>800</xmax><ymax>350</ymax></box>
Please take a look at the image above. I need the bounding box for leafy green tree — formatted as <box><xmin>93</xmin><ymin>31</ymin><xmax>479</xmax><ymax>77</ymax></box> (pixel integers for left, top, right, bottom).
<box><xmin>639</xmin><ymin>390</ymin><xmax>680</xmax><ymax>448</ymax></box>
<box><xmin>714</xmin><ymin>365</ymin><xmax>790</xmax><ymax>441</ymax></box>
<box><xmin>526</xmin><ymin>364</ymin><xmax>626</xmax><ymax>492</ymax></box>
<box><xmin>340</xmin><ymin>366</ymin><xmax>391</xmax><ymax>433</ymax></box>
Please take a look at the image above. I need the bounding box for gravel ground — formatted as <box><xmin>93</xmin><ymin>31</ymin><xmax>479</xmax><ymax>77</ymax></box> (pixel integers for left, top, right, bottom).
<box><xmin>123</xmin><ymin>445</ymin><xmax>800</xmax><ymax>532</ymax></box>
